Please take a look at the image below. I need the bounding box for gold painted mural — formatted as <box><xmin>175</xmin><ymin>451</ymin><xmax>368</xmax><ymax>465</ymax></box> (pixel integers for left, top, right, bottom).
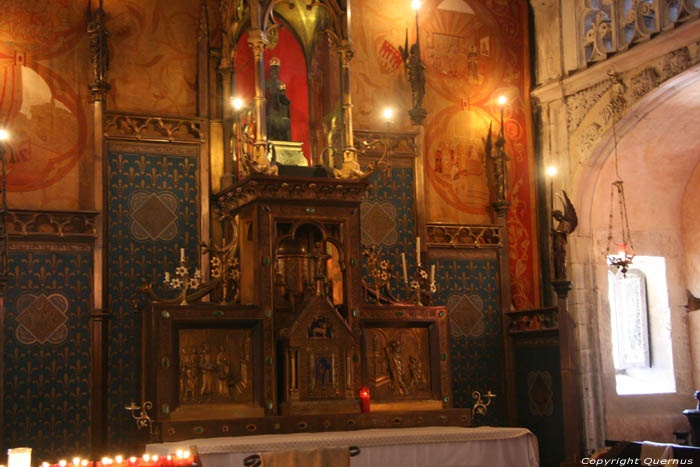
<box><xmin>351</xmin><ymin>0</ymin><xmax>539</xmax><ymax>307</ymax></box>
<box><xmin>105</xmin><ymin>0</ymin><xmax>200</xmax><ymax>116</ymax></box>
<box><xmin>0</xmin><ymin>0</ymin><xmax>89</xmax><ymax>210</ymax></box>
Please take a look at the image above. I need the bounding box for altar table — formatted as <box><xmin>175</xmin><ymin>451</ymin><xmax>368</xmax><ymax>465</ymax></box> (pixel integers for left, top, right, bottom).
<box><xmin>147</xmin><ymin>426</ymin><xmax>539</xmax><ymax>467</ymax></box>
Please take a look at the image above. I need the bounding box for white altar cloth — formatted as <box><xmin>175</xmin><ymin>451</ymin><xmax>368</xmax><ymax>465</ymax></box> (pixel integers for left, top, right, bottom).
<box><xmin>148</xmin><ymin>426</ymin><xmax>539</xmax><ymax>467</ymax></box>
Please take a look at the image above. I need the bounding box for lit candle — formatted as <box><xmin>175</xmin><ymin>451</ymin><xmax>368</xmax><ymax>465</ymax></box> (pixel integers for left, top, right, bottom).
<box><xmin>180</xmin><ymin>248</ymin><xmax>185</xmax><ymax>262</ymax></box>
<box><xmin>416</xmin><ymin>237</ymin><xmax>421</xmax><ymax>266</ymax></box>
<box><xmin>430</xmin><ymin>264</ymin><xmax>435</xmax><ymax>286</ymax></box>
<box><xmin>616</xmin><ymin>243</ymin><xmax>627</xmax><ymax>260</ymax></box>
<box><xmin>360</xmin><ymin>386</ymin><xmax>371</xmax><ymax>413</ymax></box>
<box><xmin>401</xmin><ymin>253</ymin><xmax>408</xmax><ymax>284</ymax></box>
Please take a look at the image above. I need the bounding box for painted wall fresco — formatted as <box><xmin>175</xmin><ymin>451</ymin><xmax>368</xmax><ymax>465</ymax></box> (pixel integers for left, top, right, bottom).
<box><xmin>106</xmin><ymin>143</ymin><xmax>200</xmax><ymax>449</ymax></box>
<box><xmin>105</xmin><ymin>0</ymin><xmax>199</xmax><ymax>116</ymax></box>
<box><xmin>0</xmin><ymin>1</ymin><xmax>90</xmax><ymax>210</ymax></box>
<box><xmin>350</xmin><ymin>0</ymin><xmax>539</xmax><ymax>308</ymax></box>
<box><xmin>3</xmin><ymin>243</ymin><xmax>93</xmax><ymax>460</ymax></box>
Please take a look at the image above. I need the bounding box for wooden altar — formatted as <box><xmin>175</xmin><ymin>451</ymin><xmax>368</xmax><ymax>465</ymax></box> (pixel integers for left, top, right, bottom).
<box><xmin>139</xmin><ymin>174</ymin><xmax>470</xmax><ymax>443</ymax></box>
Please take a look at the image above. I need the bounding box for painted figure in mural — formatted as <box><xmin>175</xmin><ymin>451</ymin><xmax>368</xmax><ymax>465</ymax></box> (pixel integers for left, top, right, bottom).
<box><xmin>552</xmin><ymin>190</ymin><xmax>578</xmax><ymax>280</ymax></box>
<box><xmin>87</xmin><ymin>0</ymin><xmax>110</xmax><ymax>85</ymax></box>
<box><xmin>385</xmin><ymin>340</ymin><xmax>408</xmax><ymax>395</ymax></box>
<box><xmin>266</xmin><ymin>57</ymin><xmax>292</xmax><ymax>141</ymax></box>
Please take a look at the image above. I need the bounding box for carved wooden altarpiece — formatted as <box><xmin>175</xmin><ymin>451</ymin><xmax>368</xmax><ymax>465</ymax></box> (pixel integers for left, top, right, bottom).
<box><xmin>139</xmin><ymin>174</ymin><xmax>471</xmax><ymax>442</ymax></box>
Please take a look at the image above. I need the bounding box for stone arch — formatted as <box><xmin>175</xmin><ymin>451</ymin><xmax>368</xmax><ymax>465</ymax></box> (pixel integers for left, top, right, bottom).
<box><xmin>569</xmin><ymin>62</ymin><xmax>700</xmax><ymax>443</ymax></box>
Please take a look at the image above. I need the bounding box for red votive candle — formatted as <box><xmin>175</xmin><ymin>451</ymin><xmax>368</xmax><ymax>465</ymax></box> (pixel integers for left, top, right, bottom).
<box><xmin>360</xmin><ymin>387</ymin><xmax>370</xmax><ymax>413</ymax></box>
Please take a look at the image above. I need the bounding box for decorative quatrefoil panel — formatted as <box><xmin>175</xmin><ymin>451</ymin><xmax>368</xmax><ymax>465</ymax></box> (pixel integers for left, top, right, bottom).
<box><xmin>129</xmin><ymin>191</ymin><xmax>179</xmax><ymax>241</ymax></box>
<box><xmin>16</xmin><ymin>293</ymin><xmax>70</xmax><ymax>345</ymax></box>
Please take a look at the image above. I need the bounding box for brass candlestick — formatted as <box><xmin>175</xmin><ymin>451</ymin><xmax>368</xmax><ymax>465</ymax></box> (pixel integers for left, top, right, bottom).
<box><xmin>124</xmin><ymin>400</ymin><xmax>153</xmax><ymax>434</ymax></box>
<box><xmin>472</xmin><ymin>390</ymin><xmax>496</xmax><ymax>416</ymax></box>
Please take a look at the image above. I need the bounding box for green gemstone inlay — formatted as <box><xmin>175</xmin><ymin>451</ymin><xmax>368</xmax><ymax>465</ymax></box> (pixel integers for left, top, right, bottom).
<box><xmin>266</xmin><ymin>355</ymin><xmax>272</xmax><ymax>364</ymax></box>
<box><xmin>350</xmin><ymin>258</ymin><xmax>357</xmax><ymax>267</ymax></box>
<box><xmin>213</xmin><ymin>310</ymin><xmax>224</xmax><ymax>317</ymax></box>
<box><xmin>441</xmin><ymin>353</ymin><xmax>447</xmax><ymax>361</ymax></box>
<box><xmin>396</xmin><ymin>311</ymin><xmax>404</xmax><ymax>317</ymax></box>
<box><xmin>353</xmin><ymin>354</ymin><xmax>359</xmax><ymax>363</ymax></box>
<box><xmin>438</xmin><ymin>311</ymin><xmax>445</xmax><ymax>317</ymax></box>
<box><xmin>265</xmin><ymin>308</ymin><xmax>272</xmax><ymax>318</ymax></box>
<box><xmin>267</xmin><ymin>401</ymin><xmax>273</xmax><ymax>410</ymax></box>
<box><xmin>352</xmin><ymin>309</ymin><xmax>358</xmax><ymax>317</ymax></box>
<box><xmin>305</xmin><ymin>208</ymin><xmax>315</xmax><ymax>213</ymax></box>
<box><xmin>162</xmin><ymin>404</ymin><xmax>170</xmax><ymax>414</ymax></box>
<box><xmin>162</xmin><ymin>357</ymin><xmax>170</xmax><ymax>368</ymax></box>
<box><xmin>263</xmin><ymin>257</ymin><xmax>270</xmax><ymax>266</ymax></box>
<box><xmin>161</xmin><ymin>311</ymin><xmax>170</xmax><ymax>318</ymax></box>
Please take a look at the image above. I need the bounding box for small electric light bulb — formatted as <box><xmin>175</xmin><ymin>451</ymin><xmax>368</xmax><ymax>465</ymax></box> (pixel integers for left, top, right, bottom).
<box><xmin>497</xmin><ymin>95</ymin><xmax>507</xmax><ymax>106</ymax></box>
<box><xmin>546</xmin><ymin>166</ymin><xmax>558</xmax><ymax>177</ymax></box>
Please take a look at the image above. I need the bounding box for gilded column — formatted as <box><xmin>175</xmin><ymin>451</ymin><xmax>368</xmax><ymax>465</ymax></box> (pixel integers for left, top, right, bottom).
<box><xmin>335</xmin><ymin>42</ymin><xmax>363</xmax><ymax>178</ymax></box>
<box><xmin>247</xmin><ymin>31</ymin><xmax>277</xmax><ymax>175</ymax></box>
<box><xmin>87</xmin><ymin>0</ymin><xmax>110</xmax><ymax>457</ymax></box>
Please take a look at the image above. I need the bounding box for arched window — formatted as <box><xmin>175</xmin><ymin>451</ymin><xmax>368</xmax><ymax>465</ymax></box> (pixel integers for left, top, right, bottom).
<box><xmin>607</xmin><ymin>256</ymin><xmax>675</xmax><ymax>395</ymax></box>
<box><xmin>608</xmin><ymin>269</ymin><xmax>650</xmax><ymax>370</ymax></box>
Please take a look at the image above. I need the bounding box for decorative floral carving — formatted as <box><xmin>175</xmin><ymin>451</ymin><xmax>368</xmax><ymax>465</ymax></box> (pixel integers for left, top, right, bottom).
<box><xmin>662</xmin><ymin>47</ymin><xmax>691</xmax><ymax>80</ymax></box>
<box><xmin>577</xmin><ymin>123</ymin><xmax>602</xmax><ymax>157</ymax></box>
<box><xmin>566</xmin><ymin>81</ymin><xmax>611</xmax><ymax>133</ymax></box>
<box><xmin>631</xmin><ymin>67</ymin><xmax>659</xmax><ymax>98</ymax></box>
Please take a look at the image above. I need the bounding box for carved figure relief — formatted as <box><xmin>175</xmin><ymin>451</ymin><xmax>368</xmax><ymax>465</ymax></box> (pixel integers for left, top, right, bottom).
<box><xmin>367</xmin><ymin>327</ymin><xmax>431</xmax><ymax>400</ymax></box>
<box><xmin>178</xmin><ymin>328</ymin><xmax>253</xmax><ymax>405</ymax></box>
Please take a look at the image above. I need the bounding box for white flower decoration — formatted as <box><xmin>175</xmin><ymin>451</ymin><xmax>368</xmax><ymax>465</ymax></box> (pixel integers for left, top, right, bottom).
<box><xmin>175</xmin><ymin>266</ymin><xmax>188</xmax><ymax>277</ymax></box>
<box><xmin>410</xmin><ymin>280</ymin><xmax>420</xmax><ymax>290</ymax></box>
<box><xmin>171</xmin><ymin>278</ymin><xmax>183</xmax><ymax>289</ymax></box>
<box><xmin>420</xmin><ymin>270</ymin><xmax>428</xmax><ymax>279</ymax></box>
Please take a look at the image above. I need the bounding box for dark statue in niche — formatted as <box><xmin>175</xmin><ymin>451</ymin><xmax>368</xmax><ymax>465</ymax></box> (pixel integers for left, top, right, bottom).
<box><xmin>266</xmin><ymin>57</ymin><xmax>292</xmax><ymax>141</ymax></box>
<box><xmin>552</xmin><ymin>190</ymin><xmax>578</xmax><ymax>280</ymax></box>
<box><xmin>484</xmin><ymin>122</ymin><xmax>509</xmax><ymax>203</ymax></box>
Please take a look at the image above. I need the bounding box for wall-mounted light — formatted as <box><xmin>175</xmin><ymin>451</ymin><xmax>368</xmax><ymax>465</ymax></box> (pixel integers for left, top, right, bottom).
<box><xmin>382</xmin><ymin>108</ymin><xmax>394</xmax><ymax>123</ymax></box>
<box><xmin>231</xmin><ymin>97</ymin><xmax>244</xmax><ymax>111</ymax></box>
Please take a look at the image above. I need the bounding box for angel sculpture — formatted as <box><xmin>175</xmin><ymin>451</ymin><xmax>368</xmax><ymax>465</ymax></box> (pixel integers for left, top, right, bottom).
<box><xmin>552</xmin><ymin>190</ymin><xmax>578</xmax><ymax>280</ymax></box>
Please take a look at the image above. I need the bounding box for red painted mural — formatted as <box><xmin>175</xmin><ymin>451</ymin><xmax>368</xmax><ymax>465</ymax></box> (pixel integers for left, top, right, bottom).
<box><xmin>350</xmin><ymin>0</ymin><xmax>540</xmax><ymax>309</ymax></box>
<box><xmin>0</xmin><ymin>1</ymin><xmax>87</xmax><ymax>195</ymax></box>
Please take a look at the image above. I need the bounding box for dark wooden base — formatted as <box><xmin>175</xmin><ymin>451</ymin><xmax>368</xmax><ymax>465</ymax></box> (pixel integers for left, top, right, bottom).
<box><xmin>148</xmin><ymin>408</ymin><xmax>473</xmax><ymax>443</ymax></box>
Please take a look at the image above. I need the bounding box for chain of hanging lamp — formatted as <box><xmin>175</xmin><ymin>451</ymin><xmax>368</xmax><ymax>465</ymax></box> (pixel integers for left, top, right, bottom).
<box><xmin>605</xmin><ymin>72</ymin><xmax>635</xmax><ymax>275</ymax></box>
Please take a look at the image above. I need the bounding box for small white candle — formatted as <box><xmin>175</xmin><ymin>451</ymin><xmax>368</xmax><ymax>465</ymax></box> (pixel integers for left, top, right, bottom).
<box><xmin>180</xmin><ymin>248</ymin><xmax>185</xmax><ymax>262</ymax></box>
<box><xmin>401</xmin><ymin>253</ymin><xmax>408</xmax><ymax>284</ymax></box>
<box><xmin>416</xmin><ymin>237</ymin><xmax>421</xmax><ymax>266</ymax></box>
<box><xmin>430</xmin><ymin>264</ymin><xmax>435</xmax><ymax>286</ymax></box>
<box><xmin>165</xmin><ymin>272</ymin><xmax>170</xmax><ymax>282</ymax></box>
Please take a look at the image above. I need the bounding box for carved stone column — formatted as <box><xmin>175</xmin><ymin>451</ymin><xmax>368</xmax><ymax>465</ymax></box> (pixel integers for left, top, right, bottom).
<box><xmin>335</xmin><ymin>42</ymin><xmax>362</xmax><ymax>178</ymax></box>
<box><xmin>529</xmin><ymin>0</ymin><xmax>565</xmax><ymax>86</ymax></box>
<box><xmin>553</xmin><ymin>279</ymin><xmax>582</xmax><ymax>465</ymax></box>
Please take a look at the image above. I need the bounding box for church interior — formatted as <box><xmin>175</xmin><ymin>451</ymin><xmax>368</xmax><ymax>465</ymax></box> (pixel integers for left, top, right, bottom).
<box><xmin>1</xmin><ymin>0</ymin><xmax>700</xmax><ymax>465</ymax></box>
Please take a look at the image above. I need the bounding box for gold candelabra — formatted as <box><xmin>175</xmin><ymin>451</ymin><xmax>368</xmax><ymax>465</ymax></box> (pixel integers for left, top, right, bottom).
<box><xmin>400</xmin><ymin>237</ymin><xmax>437</xmax><ymax>306</ymax></box>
